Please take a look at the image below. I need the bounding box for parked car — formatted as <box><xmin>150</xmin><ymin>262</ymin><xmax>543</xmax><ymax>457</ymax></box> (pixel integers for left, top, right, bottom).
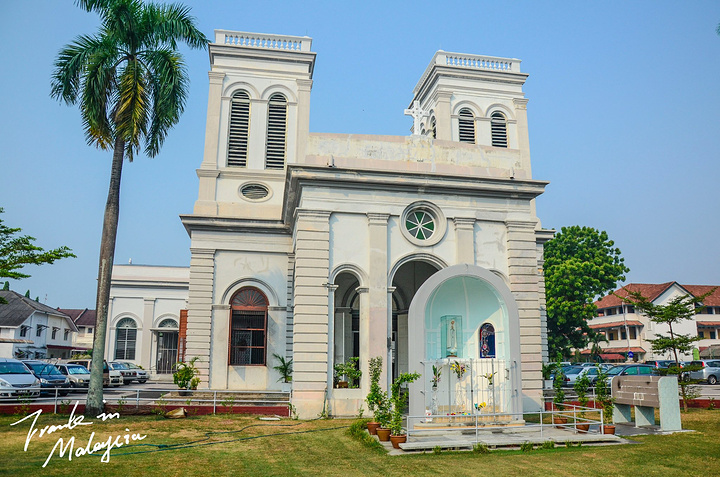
<box><xmin>604</xmin><ymin>364</ymin><xmax>656</xmax><ymax>381</ymax></box>
<box><xmin>55</xmin><ymin>363</ymin><xmax>92</xmax><ymax>389</ymax></box>
<box><xmin>21</xmin><ymin>360</ymin><xmax>71</xmax><ymax>396</ymax></box>
<box><xmin>66</xmin><ymin>359</ymin><xmax>122</xmax><ymax>387</ymax></box>
<box><xmin>0</xmin><ymin>358</ymin><xmax>41</xmax><ymax>400</ymax></box>
<box><xmin>108</xmin><ymin>362</ymin><xmax>137</xmax><ymax>385</ymax></box>
<box><xmin>118</xmin><ymin>362</ymin><xmax>148</xmax><ymax>383</ymax></box>
<box><xmin>686</xmin><ymin>360</ymin><xmax>720</xmax><ymax>385</ymax></box>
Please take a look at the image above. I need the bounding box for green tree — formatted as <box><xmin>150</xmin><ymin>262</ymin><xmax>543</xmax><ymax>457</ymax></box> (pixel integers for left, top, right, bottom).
<box><xmin>544</xmin><ymin>226</ymin><xmax>629</xmax><ymax>358</ymax></box>
<box><xmin>621</xmin><ymin>288</ymin><xmax>716</xmax><ymax>412</ymax></box>
<box><xmin>0</xmin><ymin>208</ymin><xmax>75</xmax><ymax>303</ymax></box>
<box><xmin>51</xmin><ymin>0</ymin><xmax>207</xmax><ymax>416</ymax></box>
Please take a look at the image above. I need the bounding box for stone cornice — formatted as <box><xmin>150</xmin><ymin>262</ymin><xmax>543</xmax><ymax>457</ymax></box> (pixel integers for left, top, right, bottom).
<box><xmin>208</xmin><ymin>71</ymin><xmax>226</xmax><ymax>83</ymax></box>
<box><xmin>453</xmin><ymin>217</ymin><xmax>476</xmax><ymax>230</ymax></box>
<box><xmin>283</xmin><ymin>164</ymin><xmax>547</xmax><ymax>226</ymax></box>
<box><xmin>181</xmin><ymin>215</ymin><xmax>290</xmax><ymax>235</ymax></box>
<box><xmin>513</xmin><ymin>98</ymin><xmax>529</xmax><ymax>109</ymax></box>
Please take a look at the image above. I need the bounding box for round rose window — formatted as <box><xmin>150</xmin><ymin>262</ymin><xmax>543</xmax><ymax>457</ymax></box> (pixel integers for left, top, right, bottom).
<box><xmin>405</xmin><ymin>210</ymin><xmax>435</xmax><ymax>240</ymax></box>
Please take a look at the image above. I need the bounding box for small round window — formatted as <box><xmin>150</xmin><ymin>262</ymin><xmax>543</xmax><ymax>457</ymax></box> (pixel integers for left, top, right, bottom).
<box><xmin>406</xmin><ymin>210</ymin><xmax>435</xmax><ymax>240</ymax></box>
<box><xmin>400</xmin><ymin>201</ymin><xmax>446</xmax><ymax>247</ymax></box>
<box><xmin>239</xmin><ymin>183</ymin><xmax>270</xmax><ymax>201</ymax></box>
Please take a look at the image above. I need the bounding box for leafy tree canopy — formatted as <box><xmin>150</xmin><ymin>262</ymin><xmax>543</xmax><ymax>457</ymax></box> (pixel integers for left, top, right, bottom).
<box><xmin>0</xmin><ymin>208</ymin><xmax>75</xmax><ymax>303</ymax></box>
<box><xmin>544</xmin><ymin>225</ymin><xmax>629</xmax><ymax>358</ymax></box>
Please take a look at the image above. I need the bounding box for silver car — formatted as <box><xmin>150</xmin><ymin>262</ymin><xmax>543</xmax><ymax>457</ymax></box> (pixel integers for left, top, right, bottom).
<box><xmin>55</xmin><ymin>363</ymin><xmax>92</xmax><ymax>389</ymax></box>
<box><xmin>118</xmin><ymin>362</ymin><xmax>148</xmax><ymax>383</ymax></box>
<box><xmin>0</xmin><ymin>358</ymin><xmax>41</xmax><ymax>400</ymax></box>
<box><xmin>687</xmin><ymin>360</ymin><xmax>720</xmax><ymax>385</ymax></box>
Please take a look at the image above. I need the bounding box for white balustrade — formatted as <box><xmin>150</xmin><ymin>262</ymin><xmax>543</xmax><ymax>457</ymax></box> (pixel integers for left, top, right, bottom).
<box><xmin>215</xmin><ymin>30</ymin><xmax>312</xmax><ymax>52</ymax></box>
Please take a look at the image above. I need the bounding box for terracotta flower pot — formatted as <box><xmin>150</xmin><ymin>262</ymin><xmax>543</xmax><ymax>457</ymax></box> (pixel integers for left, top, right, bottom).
<box><xmin>576</xmin><ymin>423</ymin><xmax>590</xmax><ymax>433</ymax></box>
<box><xmin>376</xmin><ymin>427</ymin><xmax>391</xmax><ymax>441</ymax></box>
<box><xmin>336</xmin><ymin>381</ymin><xmax>348</xmax><ymax>389</ymax></box>
<box><xmin>367</xmin><ymin>422</ymin><xmax>380</xmax><ymax>435</ymax></box>
<box><xmin>553</xmin><ymin>416</ymin><xmax>568</xmax><ymax>427</ymax></box>
<box><xmin>390</xmin><ymin>434</ymin><xmax>406</xmax><ymax>449</ymax></box>
<box><xmin>603</xmin><ymin>425</ymin><xmax>616</xmax><ymax>435</ymax></box>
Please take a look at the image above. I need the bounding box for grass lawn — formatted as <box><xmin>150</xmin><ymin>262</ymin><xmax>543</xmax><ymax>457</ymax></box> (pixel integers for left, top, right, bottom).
<box><xmin>1</xmin><ymin>407</ymin><xmax>718</xmax><ymax>476</ymax></box>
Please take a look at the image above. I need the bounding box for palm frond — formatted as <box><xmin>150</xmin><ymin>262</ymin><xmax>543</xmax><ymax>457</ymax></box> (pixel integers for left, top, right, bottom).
<box><xmin>141</xmin><ymin>48</ymin><xmax>188</xmax><ymax>156</ymax></box>
<box><xmin>114</xmin><ymin>58</ymin><xmax>150</xmax><ymax>161</ymax></box>
<box><xmin>51</xmin><ymin>34</ymin><xmax>108</xmax><ymax>104</ymax></box>
<box><xmin>143</xmin><ymin>2</ymin><xmax>208</xmax><ymax>50</ymax></box>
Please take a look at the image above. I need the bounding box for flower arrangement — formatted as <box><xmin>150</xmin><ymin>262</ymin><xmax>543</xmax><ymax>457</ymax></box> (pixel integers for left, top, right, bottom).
<box><xmin>482</xmin><ymin>371</ymin><xmax>497</xmax><ymax>386</ymax></box>
<box><xmin>431</xmin><ymin>365</ymin><xmax>442</xmax><ymax>388</ymax></box>
<box><xmin>450</xmin><ymin>361</ymin><xmax>466</xmax><ymax>379</ymax></box>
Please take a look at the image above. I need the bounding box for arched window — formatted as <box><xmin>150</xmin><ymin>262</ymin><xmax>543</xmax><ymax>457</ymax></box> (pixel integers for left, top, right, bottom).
<box><xmin>458</xmin><ymin>108</ymin><xmax>475</xmax><ymax>144</ymax></box>
<box><xmin>158</xmin><ymin>318</ymin><xmax>178</xmax><ymax>329</ymax></box>
<box><xmin>265</xmin><ymin>93</ymin><xmax>288</xmax><ymax>169</ymax></box>
<box><xmin>490</xmin><ymin>111</ymin><xmax>508</xmax><ymax>148</ymax></box>
<box><xmin>115</xmin><ymin>318</ymin><xmax>137</xmax><ymax>360</ymax></box>
<box><xmin>229</xmin><ymin>287</ymin><xmax>269</xmax><ymax>366</ymax></box>
<box><xmin>228</xmin><ymin>90</ymin><xmax>250</xmax><ymax>167</ymax></box>
<box><xmin>479</xmin><ymin>323</ymin><xmax>496</xmax><ymax>358</ymax></box>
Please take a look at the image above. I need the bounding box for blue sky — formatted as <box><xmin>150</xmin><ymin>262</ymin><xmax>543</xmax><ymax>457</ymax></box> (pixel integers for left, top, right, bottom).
<box><xmin>1</xmin><ymin>1</ymin><xmax>719</xmax><ymax>307</ymax></box>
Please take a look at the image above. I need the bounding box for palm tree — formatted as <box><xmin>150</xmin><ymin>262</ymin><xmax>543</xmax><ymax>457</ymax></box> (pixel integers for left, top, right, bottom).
<box><xmin>51</xmin><ymin>0</ymin><xmax>207</xmax><ymax>416</ymax></box>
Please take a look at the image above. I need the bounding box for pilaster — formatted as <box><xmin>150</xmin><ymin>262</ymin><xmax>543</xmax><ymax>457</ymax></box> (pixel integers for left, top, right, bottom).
<box><xmin>296</xmin><ymin>79</ymin><xmax>313</xmax><ymax>163</ymax></box>
<box><xmin>186</xmin><ymin>248</ymin><xmax>215</xmax><ymax>385</ymax></box>
<box><xmin>453</xmin><ymin>217</ymin><xmax>475</xmax><ymax>264</ymax></box>
<box><xmin>292</xmin><ymin>210</ymin><xmax>331</xmax><ymax>418</ymax></box>
<box><xmin>506</xmin><ymin>220</ymin><xmax>543</xmax><ymax>407</ymax></box>
<box><xmin>434</xmin><ymin>91</ymin><xmax>452</xmax><ymax>141</ymax></box>
<box><xmin>367</xmin><ymin>213</ymin><xmax>390</xmax><ymax>388</ymax></box>
<box><xmin>513</xmin><ymin>98</ymin><xmax>532</xmax><ymax>176</ymax></box>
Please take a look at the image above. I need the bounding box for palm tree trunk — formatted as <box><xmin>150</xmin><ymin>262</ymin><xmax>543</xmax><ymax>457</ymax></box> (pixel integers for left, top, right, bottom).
<box><xmin>86</xmin><ymin>136</ymin><xmax>125</xmax><ymax>417</ymax></box>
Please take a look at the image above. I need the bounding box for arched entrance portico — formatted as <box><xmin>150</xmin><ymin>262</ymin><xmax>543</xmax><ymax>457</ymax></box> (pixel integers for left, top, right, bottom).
<box><xmin>407</xmin><ymin>264</ymin><xmax>523</xmax><ymax>418</ymax></box>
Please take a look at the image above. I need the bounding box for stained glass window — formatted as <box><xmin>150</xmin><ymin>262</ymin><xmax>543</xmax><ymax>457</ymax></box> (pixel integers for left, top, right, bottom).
<box><xmin>405</xmin><ymin>210</ymin><xmax>435</xmax><ymax>240</ymax></box>
<box><xmin>480</xmin><ymin>323</ymin><xmax>496</xmax><ymax>358</ymax></box>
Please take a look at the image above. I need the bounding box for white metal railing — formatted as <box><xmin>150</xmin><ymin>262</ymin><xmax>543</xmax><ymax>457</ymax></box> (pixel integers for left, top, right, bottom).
<box><xmin>215</xmin><ymin>30</ymin><xmax>312</xmax><ymax>52</ymax></box>
<box><xmin>407</xmin><ymin>402</ymin><xmax>604</xmax><ymax>441</ymax></box>
<box><xmin>0</xmin><ymin>387</ymin><xmax>291</xmax><ymax>416</ymax></box>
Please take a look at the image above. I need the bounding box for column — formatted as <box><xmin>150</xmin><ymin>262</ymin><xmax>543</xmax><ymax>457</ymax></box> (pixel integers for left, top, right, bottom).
<box><xmin>367</xmin><ymin>213</ymin><xmax>390</xmax><ymax>389</ymax></box>
<box><xmin>292</xmin><ymin>210</ymin><xmax>331</xmax><ymax>419</ymax></box>
<box><xmin>506</xmin><ymin>220</ymin><xmax>543</xmax><ymax>410</ymax></box>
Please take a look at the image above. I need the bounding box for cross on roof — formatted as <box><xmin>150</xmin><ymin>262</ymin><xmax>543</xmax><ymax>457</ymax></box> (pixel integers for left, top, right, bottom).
<box><xmin>404</xmin><ymin>100</ymin><xmax>430</xmax><ymax>136</ymax></box>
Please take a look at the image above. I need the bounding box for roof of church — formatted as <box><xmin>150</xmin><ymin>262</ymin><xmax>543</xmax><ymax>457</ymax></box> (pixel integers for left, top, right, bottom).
<box><xmin>595</xmin><ymin>282</ymin><xmax>720</xmax><ymax>308</ymax></box>
<box><xmin>58</xmin><ymin>308</ymin><xmax>96</xmax><ymax>327</ymax></box>
<box><xmin>0</xmin><ymin>291</ymin><xmax>71</xmax><ymax>327</ymax></box>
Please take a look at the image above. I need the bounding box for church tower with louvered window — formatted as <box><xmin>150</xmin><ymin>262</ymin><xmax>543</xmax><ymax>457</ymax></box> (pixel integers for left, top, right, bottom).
<box><xmin>172</xmin><ymin>30</ymin><xmax>551</xmax><ymax>420</ymax></box>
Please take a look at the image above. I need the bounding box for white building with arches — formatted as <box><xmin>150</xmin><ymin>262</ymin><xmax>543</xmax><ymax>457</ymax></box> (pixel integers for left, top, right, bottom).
<box><xmin>110</xmin><ymin>30</ymin><xmax>552</xmax><ymax>418</ymax></box>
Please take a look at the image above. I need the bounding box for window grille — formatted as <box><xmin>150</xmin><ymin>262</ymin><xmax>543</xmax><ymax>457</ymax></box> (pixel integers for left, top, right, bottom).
<box><xmin>229</xmin><ymin>287</ymin><xmax>269</xmax><ymax>366</ymax></box>
<box><xmin>265</xmin><ymin>93</ymin><xmax>288</xmax><ymax>169</ymax></box>
<box><xmin>458</xmin><ymin>108</ymin><xmax>475</xmax><ymax>144</ymax></box>
<box><xmin>241</xmin><ymin>183</ymin><xmax>270</xmax><ymax>200</ymax></box>
<box><xmin>227</xmin><ymin>91</ymin><xmax>250</xmax><ymax>167</ymax></box>
<box><xmin>491</xmin><ymin>111</ymin><xmax>508</xmax><ymax>147</ymax></box>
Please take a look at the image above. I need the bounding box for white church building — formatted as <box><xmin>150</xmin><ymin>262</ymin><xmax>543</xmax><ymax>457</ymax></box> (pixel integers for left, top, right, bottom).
<box><xmin>108</xmin><ymin>30</ymin><xmax>552</xmax><ymax>419</ymax></box>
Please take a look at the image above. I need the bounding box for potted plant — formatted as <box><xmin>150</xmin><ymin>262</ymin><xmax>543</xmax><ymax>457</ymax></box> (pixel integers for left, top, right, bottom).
<box><xmin>389</xmin><ymin>372</ymin><xmax>421</xmax><ymax>449</ymax></box>
<box><xmin>596</xmin><ymin>369</ymin><xmax>616</xmax><ymax>434</ymax></box>
<box><xmin>573</xmin><ymin>372</ymin><xmax>591</xmax><ymax>432</ymax></box>
<box><xmin>173</xmin><ymin>356</ymin><xmax>200</xmax><ymax>396</ymax></box>
<box><xmin>552</xmin><ymin>366</ymin><xmax>567</xmax><ymax>426</ymax></box>
<box><xmin>365</xmin><ymin>356</ymin><xmax>384</xmax><ymax>435</ymax></box>
<box><xmin>374</xmin><ymin>392</ymin><xmax>392</xmax><ymax>441</ymax></box>
<box><xmin>334</xmin><ymin>357</ymin><xmax>361</xmax><ymax>388</ymax></box>
<box><xmin>542</xmin><ymin>362</ymin><xmax>556</xmax><ymax>390</ymax></box>
<box><xmin>273</xmin><ymin>353</ymin><xmax>293</xmax><ymax>392</ymax></box>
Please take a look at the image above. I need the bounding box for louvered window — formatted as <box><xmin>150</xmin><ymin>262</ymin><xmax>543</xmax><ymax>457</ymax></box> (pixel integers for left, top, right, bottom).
<box><xmin>430</xmin><ymin>115</ymin><xmax>437</xmax><ymax>139</ymax></box>
<box><xmin>491</xmin><ymin>111</ymin><xmax>508</xmax><ymax>148</ymax></box>
<box><xmin>458</xmin><ymin>108</ymin><xmax>475</xmax><ymax>144</ymax></box>
<box><xmin>265</xmin><ymin>93</ymin><xmax>288</xmax><ymax>169</ymax></box>
<box><xmin>227</xmin><ymin>91</ymin><xmax>250</xmax><ymax>167</ymax></box>
<box><xmin>115</xmin><ymin>318</ymin><xmax>137</xmax><ymax>360</ymax></box>
<box><xmin>229</xmin><ymin>287</ymin><xmax>269</xmax><ymax>366</ymax></box>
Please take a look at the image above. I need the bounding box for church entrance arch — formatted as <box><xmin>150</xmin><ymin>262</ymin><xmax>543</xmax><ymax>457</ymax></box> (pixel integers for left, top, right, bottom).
<box><xmin>389</xmin><ymin>259</ymin><xmax>441</xmax><ymax>382</ymax></box>
<box><xmin>406</xmin><ymin>264</ymin><xmax>523</xmax><ymax>418</ymax></box>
